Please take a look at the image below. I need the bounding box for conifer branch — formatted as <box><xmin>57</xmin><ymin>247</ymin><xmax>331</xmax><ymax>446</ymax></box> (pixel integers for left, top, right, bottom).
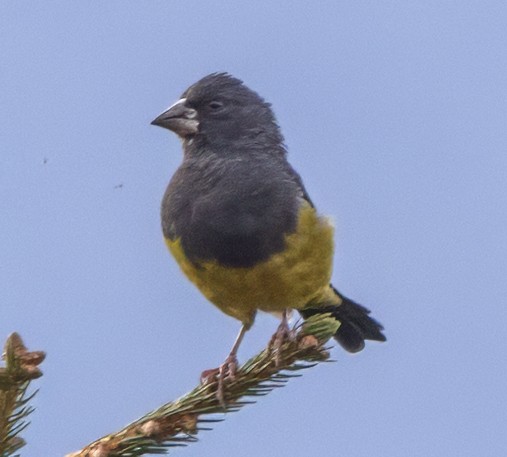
<box><xmin>67</xmin><ymin>314</ymin><xmax>339</xmax><ymax>457</ymax></box>
<box><xmin>0</xmin><ymin>333</ymin><xmax>45</xmax><ymax>457</ymax></box>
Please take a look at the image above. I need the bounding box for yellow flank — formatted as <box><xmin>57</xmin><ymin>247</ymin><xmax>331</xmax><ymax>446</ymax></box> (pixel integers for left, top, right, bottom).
<box><xmin>165</xmin><ymin>203</ymin><xmax>340</xmax><ymax>326</ymax></box>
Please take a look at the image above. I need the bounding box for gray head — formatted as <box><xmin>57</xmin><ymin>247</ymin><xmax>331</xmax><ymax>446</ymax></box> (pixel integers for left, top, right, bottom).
<box><xmin>151</xmin><ymin>73</ymin><xmax>285</xmax><ymax>149</ymax></box>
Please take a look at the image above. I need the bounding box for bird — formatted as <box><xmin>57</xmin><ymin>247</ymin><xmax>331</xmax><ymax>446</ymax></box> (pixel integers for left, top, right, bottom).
<box><xmin>151</xmin><ymin>73</ymin><xmax>385</xmax><ymax>395</ymax></box>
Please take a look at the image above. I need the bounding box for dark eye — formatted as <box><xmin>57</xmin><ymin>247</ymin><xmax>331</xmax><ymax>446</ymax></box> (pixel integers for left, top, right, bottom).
<box><xmin>208</xmin><ymin>101</ymin><xmax>223</xmax><ymax>110</ymax></box>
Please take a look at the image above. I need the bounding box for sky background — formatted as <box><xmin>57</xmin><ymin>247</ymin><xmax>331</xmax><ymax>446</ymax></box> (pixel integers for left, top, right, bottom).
<box><xmin>2</xmin><ymin>1</ymin><xmax>507</xmax><ymax>456</ymax></box>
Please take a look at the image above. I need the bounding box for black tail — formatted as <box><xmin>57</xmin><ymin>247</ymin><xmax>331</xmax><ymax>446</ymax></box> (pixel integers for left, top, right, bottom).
<box><xmin>299</xmin><ymin>287</ymin><xmax>386</xmax><ymax>353</ymax></box>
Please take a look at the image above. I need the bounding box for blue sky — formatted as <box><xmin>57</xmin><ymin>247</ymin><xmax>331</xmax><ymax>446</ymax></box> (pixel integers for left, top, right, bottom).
<box><xmin>2</xmin><ymin>2</ymin><xmax>506</xmax><ymax>456</ymax></box>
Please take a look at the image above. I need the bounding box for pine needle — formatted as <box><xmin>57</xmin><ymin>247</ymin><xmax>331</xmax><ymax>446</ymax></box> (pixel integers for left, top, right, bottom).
<box><xmin>0</xmin><ymin>333</ymin><xmax>45</xmax><ymax>457</ymax></box>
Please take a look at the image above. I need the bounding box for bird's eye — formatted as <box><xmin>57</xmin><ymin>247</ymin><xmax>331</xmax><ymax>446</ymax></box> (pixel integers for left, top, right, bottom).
<box><xmin>208</xmin><ymin>101</ymin><xmax>223</xmax><ymax>110</ymax></box>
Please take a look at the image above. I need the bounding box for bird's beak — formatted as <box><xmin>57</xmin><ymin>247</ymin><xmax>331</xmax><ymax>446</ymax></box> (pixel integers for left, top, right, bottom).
<box><xmin>151</xmin><ymin>98</ymin><xmax>199</xmax><ymax>137</ymax></box>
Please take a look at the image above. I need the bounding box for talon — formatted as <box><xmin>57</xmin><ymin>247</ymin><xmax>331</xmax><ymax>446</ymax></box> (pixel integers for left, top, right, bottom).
<box><xmin>269</xmin><ymin>309</ymin><xmax>293</xmax><ymax>366</ymax></box>
<box><xmin>200</xmin><ymin>367</ymin><xmax>220</xmax><ymax>385</ymax></box>
<box><xmin>200</xmin><ymin>323</ymin><xmax>249</xmax><ymax>407</ymax></box>
<box><xmin>200</xmin><ymin>356</ymin><xmax>238</xmax><ymax>407</ymax></box>
<box><xmin>216</xmin><ymin>354</ymin><xmax>238</xmax><ymax>407</ymax></box>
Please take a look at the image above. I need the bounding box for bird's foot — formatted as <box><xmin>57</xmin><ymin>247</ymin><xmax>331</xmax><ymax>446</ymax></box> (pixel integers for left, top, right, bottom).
<box><xmin>200</xmin><ymin>353</ymin><xmax>238</xmax><ymax>408</ymax></box>
<box><xmin>269</xmin><ymin>315</ymin><xmax>296</xmax><ymax>367</ymax></box>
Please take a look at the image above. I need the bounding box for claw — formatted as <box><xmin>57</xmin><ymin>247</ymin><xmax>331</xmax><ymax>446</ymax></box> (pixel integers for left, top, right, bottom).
<box><xmin>269</xmin><ymin>309</ymin><xmax>294</xmax><ymax>366</ymax></box>
<box><xmin>200</xmin><ymin>354</ymin><xmax>238</xmax><ymax>408</ymax></box>
<box><xmin>216</xmin><ymin>354</ymin><xmax>238</xmax><ymax>407</ymax></box>
<box><xmin>200</xmin><ymin>323</ymin><xmax>249</xmax><ymax>407</ymax></box>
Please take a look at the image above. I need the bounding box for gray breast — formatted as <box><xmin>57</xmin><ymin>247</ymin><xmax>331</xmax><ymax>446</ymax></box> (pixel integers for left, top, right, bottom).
<box><xmin>161</xmin><ymin>156</ymin><xmax>301</xmax><ymax>268</ymax></box>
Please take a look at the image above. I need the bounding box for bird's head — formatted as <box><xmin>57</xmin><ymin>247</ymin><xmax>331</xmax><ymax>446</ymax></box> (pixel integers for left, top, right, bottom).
<box><xmin>151</xmin><ymin>73</ymin><xmax>283</xmax><ymax>147</ymax></box>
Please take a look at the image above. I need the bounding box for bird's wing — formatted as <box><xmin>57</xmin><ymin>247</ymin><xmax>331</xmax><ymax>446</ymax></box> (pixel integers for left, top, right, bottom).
<box><xmin>283</xmin><ymin>162</ymin><xmax>315</xmax><ymax>208</ymax></box>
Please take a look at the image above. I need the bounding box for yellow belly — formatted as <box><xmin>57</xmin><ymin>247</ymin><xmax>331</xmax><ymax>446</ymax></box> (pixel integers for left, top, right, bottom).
<box><xmin>165</xmin><ymin>203</ymin><xmax>339</xmax><ymax>326</ymax></box>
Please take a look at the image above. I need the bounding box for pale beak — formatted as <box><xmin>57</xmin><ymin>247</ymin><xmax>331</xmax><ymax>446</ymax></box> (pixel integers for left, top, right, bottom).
<box><xmin>151</xmin><ymin>98</ymin><xmax>199</xmax><ymax>137</ymax></box>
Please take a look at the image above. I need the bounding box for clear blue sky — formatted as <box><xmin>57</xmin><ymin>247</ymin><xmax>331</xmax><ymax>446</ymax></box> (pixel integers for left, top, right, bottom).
<box><xmin>2</xmin><ymin>2</ymin><xmax>506</xmax><ymax>456</ymax></box>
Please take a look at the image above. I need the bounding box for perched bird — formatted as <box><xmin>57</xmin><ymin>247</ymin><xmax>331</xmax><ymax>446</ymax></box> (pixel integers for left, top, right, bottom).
<box><xmin>152</xmin><ymin>73</ymin><xmax>385</xmax><ymax>390</ymax></box>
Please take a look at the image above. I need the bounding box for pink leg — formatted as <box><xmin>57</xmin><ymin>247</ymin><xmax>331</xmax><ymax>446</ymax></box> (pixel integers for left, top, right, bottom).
<box><xmin>201</xmin><ymin>323</ymin><xmax>249</xmax><ymax>407</ymax></box>
<box><xmin>270</xmin><ymin>309</ymin><xmax>293</xmax><ymax>366</ymax></box>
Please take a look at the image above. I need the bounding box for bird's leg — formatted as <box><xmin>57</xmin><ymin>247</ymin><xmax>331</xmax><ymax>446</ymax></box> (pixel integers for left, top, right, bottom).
<box><xmin>270</xmin><ymin>309</ymin><xmax>293</xmax><ymax>366</ymax></box>
<box><xmin>201</xmin><ymin>323</ymin><xmax>249</xmax><ymax>407</ymax></box>
<box><xmin>216</xmin><ymin>324</ymin><xmax>248</xmax><ymax>405</ymax></box>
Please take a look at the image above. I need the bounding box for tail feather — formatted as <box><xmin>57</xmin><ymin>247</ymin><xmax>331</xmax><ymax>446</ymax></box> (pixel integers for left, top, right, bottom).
<box><xmin>299</xmin><ymin>287</ymin><xmax>386</xmax><ymax>353</ymax></box>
